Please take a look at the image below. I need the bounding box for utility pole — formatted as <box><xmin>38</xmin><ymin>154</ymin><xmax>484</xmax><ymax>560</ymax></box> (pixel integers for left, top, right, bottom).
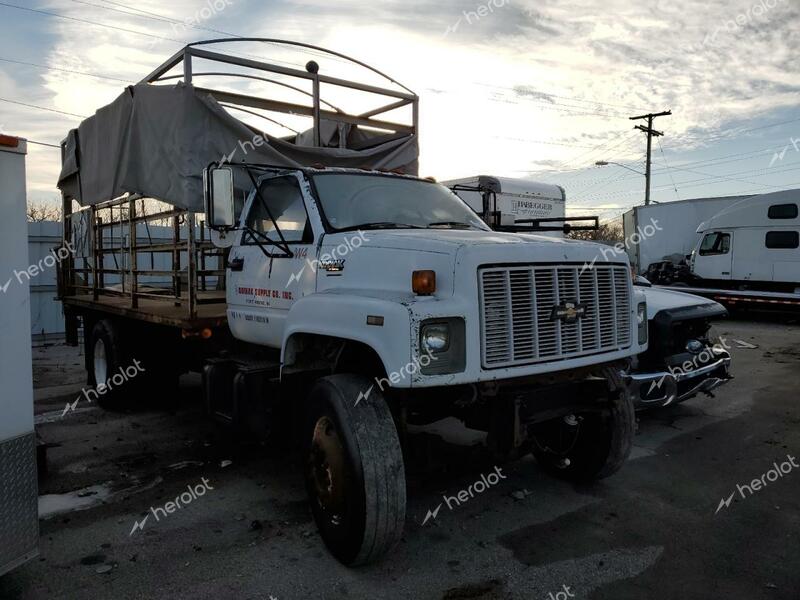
<box><xmin>630</xmin><ymin>110</ymin><xmax>671</xmax><ymax>205</ymax></box>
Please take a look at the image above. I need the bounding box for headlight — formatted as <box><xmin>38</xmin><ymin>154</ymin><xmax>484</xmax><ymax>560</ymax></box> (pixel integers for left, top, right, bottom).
<box><xmin>419</xmin><ymin>318</ymin><xmax>465</xmax><ymax>375</ymax></box>
<box><xmin>637</xmin><ymin>302</ymin><xmax>648</xmax><ymax>345</ymax></box>
<box><xmin>421</xmin><ymin>323</ymin><xmax>450</xmax><ymax>353</ymax></box>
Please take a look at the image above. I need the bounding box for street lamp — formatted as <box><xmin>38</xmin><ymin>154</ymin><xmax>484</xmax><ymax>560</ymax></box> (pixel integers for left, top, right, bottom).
<box><xmin>595</xmin><ymin>160</ymin><xmax>645</xmax><ymax>176</ymax></box>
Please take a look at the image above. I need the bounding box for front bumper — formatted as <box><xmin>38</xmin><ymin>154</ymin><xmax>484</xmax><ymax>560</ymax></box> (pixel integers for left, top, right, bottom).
<box><xmin>626</xmin><ymin>350</ymin><xmax>732</xmax><ymax>409</ymax></box>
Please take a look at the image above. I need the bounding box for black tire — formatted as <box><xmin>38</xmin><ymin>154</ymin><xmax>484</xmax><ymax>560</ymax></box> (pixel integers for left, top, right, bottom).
<box><xmin>531</xmin><ymin>390</ymin><xmax>635</xmax><ymax>482</ymax></box>
<box><xmin>86</xmin><ymin>319</ymin><xmax>133</xmax><ymax>409</ymax></box>
<box><xmin>303</xmin><ymin>374</ymin><xmax>406</xmax><ymax>566</ymax></box>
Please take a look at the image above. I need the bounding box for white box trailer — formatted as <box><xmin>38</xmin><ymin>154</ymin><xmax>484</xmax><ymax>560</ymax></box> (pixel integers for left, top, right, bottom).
<box><xmin>443</xmin><ymin>175</ymin><xmax>567</xmax><ymax>237</ymax></box>
<box><xmin>622</xmin><ymin>195</ymin><xmax>752</xmax><ymax>273</ymax></box>
<box><xmin>0</xmin><ymin>135</ymin><xmax>39</xmax><ymax>575</ymax></box>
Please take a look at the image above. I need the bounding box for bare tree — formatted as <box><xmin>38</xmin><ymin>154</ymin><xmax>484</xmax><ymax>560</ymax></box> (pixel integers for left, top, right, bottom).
<box><xmin>567</xmin><ymin>220</ymin><xmax>623</xmax><ymax>242</ymax></box>
<box><xmin>27</xmin><ymin>201</ymin><xmax>63</xmax><ymax>222</ymax></box>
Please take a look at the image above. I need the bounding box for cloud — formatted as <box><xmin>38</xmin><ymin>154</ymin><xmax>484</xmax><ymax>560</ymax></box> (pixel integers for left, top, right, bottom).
<box><xmin>4</xmin><ymin>0</ymin><xmax>800</xmax><ymax>210</ymax></box>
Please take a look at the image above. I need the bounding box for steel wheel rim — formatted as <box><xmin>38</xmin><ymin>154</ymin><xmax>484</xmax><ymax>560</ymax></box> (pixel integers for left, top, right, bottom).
<box><xmin>308</xmin><ymin>416</ymin><xmax>347</xmax><ymax>526</ymax></box>
<box><xmin>93</xmin><ymin>338</ymin><xmax>108</xmax><ymax>385</ymax></box>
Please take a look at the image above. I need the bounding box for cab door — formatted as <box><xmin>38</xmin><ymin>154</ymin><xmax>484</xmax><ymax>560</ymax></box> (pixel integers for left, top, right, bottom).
<box><xmin>693</xmin><ymin>231</ymin><xmax>732</xmax><ymax>281</ymax></box>
<box><xmin>226</xmin><ymin>173</ymin><xmax>317</xmax><ymax>348</ymax></box>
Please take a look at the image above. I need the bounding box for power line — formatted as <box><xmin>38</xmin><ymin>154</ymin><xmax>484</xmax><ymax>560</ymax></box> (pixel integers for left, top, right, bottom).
<box><xmin>656</xmin><ymin>138</ymin><xmax>681</xmax><ymax>201</ymax></box>
<box><xmin>656</xmin><ymin>159</ymin><xmax>800</xmax><ymax>187</ymax></box>
<box><xmin>491</xmin><ymin>135</ymin><xmax>597</xmax><ymax>149</ymax></box>
<box><xmin>76</xmin><ymin>0</ymin><xmax>244</xmax><ymax>39</ymax></box>
<box><xmin>490</xmin><ymin>91</ymin><xmax>629</xmax><ymax>118</ymax></box>
<box><xmin>27</xmin><ymin>139</ymin><xmax>61</xmax><ymax>148</ymax></box>
<box><xmin>538</xmin><ymin>130</ymin><xmax>642</xmax><ymax>178</ymax></box>
<box><xmin>0</xmin><ymin>97</ymin><xmax>87</xmax><ymax>118</ymax></box>
<box><xmin>93</xmin><ymin>0</ymin><xmax>353</xmax><ymax>68</ymax></box>
<box><xmin>578</xmin><ymin>163</ymin><xmax>800</xmax><ymax>204</ymax></box>
<box><xmin>0</xmin><ymin>1</ymin><xmax>305</xmax><ymax>71</ymax></box>
<box><xmin>678</xmin><ymin>116</ymin><xmax>800</xmax><ymax>144</ymax></box>
<box><xmin>486</xmin><ymin>95</ymin><xmax>628</xmax><ymax>120</ymax></box>
<box><xmin>0</xmin><ymin>57</ymin><xmax>131</xmax><ymax>83</ymax></box>
<box><xmin>0</xmin><ymin>1</ymin><xmax>182</xmax><ymax>44</ymax></box>
<box><xmin>587</xmin><ymin>143</ymin><xmax>790</xmax><ymax>184</ymax></box>
<box><xmin>475</xmin><ymin>82</ymin><xmax>649</xmax><ymax>112</ymax></box>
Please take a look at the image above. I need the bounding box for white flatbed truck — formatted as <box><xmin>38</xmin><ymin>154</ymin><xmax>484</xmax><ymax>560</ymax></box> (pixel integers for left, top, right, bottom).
<box><xmin>56</xmin><ymin>40</ymin><xmax>649</xmax><ymax>566</ymax></box>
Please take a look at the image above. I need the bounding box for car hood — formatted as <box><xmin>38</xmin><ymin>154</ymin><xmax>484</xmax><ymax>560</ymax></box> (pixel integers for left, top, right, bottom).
<box><xmin>332</xmin><ymin>229</ymin><xmax>625</xmax><ymax>264</ymax></box>
<box><xmin>639</xmin><ymin>285</ymin><xmax>725</xmax><ymax>318</ymax></box>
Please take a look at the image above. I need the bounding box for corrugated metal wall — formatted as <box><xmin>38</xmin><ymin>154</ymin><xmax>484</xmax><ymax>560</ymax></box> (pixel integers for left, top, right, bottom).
<box><xmin>26</xmin><ymin>221</ymin><xmax>191</xmax><ymax>343</ymax></box>
<box><xmin>26</xmin><ymin>222</ymin><xmax>65</xmax><ymax>344</ymax></box>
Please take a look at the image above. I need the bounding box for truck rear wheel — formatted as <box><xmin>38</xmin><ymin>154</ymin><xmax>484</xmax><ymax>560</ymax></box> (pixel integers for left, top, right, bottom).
<box><xmin>87</xmin><ymin>319</ymin><xmax>131</xmax><ymax>409</ymax></box>
<box><xmin>530</xmin><ymin>390</ymin><xmax>635</xmax><ymax>482</ymax></box>
<box><xmin>304</xmin><ymin>374</ymin><xmax>406</xmax><ymax>566</ymax></box>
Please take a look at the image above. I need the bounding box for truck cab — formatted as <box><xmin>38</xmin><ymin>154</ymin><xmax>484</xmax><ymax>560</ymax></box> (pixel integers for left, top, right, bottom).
<box><xmin>208</xmin><ymin>165</ymin><xmax>648</xmax><ymax>388</ymax></box>
<box><xmin>691</xmin><ymin>191</ymin><xmax>800</xmax><ymax>291</ymax></box>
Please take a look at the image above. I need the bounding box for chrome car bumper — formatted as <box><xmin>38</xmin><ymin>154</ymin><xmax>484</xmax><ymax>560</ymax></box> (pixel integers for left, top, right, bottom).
<box><xmin>626</xmin><ymin>351</ymin><xmax>732</xmax><ymax>409</ymax></box>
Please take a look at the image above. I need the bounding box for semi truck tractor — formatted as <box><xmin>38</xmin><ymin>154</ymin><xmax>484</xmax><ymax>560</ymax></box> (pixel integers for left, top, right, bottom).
<box><xmin>56</xmin><ymin>40</ymin><xmax>648</xmax><ymax>566</ymax></box>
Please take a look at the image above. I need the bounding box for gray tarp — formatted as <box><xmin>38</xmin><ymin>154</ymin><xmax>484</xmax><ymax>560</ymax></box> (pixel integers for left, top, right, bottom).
<box><xmin>57</xmin><ymin>82</ymin><xmax>419</xmax><ymax>212</ymax></box>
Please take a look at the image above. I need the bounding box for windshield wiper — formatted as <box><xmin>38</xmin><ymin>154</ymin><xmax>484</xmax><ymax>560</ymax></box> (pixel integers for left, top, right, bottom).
<box><xmin>427</xmin><ymin>221</ymin><xmax>477</xmax><ymax>229</ymax></box>
<box><xmin>338</xmin><ymin>222</ymin><xmax>425</xmax><ymax>232</ymax></box>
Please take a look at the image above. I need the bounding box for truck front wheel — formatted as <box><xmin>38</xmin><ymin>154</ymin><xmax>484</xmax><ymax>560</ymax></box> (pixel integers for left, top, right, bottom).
<box><xmin>303</xmin><ymin>374</ymin><xmax>406</xmax><ymax>566</ymax></box>
<box><xmin>530</xmin><ymin>390</ymin><xmax>635</xmax><ymax>482</ymax></box>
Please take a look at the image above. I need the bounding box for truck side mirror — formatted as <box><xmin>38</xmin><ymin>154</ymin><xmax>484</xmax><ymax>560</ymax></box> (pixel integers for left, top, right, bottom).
<box><xmin>204</xmin><ymin>167</ymin><xmax>235</xmax><ymax>229</ymax></box>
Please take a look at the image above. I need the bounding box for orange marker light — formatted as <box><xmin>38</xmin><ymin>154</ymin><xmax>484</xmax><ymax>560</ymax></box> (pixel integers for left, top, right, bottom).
<box><xmin>412</xmin><ymin>270</ymin><xmax>436</xmax><ymax>295</ymax></box>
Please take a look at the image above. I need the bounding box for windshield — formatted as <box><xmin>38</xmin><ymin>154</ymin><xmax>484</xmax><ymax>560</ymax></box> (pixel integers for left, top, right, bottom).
<box><xmin>311</xmin><ymin>173</ymin><xmax>490</xmax><ymax>232</ymax></box>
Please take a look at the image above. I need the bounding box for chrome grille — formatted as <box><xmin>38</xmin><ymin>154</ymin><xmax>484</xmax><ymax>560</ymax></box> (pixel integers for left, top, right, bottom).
<box><xmin>479</xmin><ymin>264</ymin><xmax>632</xmax><ymax>368</ymax></box>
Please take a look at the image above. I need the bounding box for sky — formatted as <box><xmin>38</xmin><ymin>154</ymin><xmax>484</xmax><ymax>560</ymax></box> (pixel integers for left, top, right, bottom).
<box><xmin>1</xmin><ymin>0</ymin><xmax>799</xmax><ymax>220</ymax></box>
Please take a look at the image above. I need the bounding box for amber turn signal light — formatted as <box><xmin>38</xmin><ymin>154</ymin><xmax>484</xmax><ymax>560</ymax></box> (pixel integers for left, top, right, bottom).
<box><xmin>412</xmin><ymin>270</ymin><xmax>436</xmax><ymax>295</ymax></box>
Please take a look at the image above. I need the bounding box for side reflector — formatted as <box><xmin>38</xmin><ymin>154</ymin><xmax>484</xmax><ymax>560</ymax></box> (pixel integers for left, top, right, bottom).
<box><xmin>366</xmin><ymin>315</ymin><xmax>384</xmax><ymax>326</ymax></box>
<box><xmin>412</xmin><ymin>270</ymin><xmax>436</xmax><ymax>295</ymax></box>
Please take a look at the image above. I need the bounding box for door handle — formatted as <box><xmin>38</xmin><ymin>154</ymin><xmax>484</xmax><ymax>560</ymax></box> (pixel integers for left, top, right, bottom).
<box><xmin>229</xmin><ymin>257</ymin><xmax>244</xmax><ymax>271</ymax></box>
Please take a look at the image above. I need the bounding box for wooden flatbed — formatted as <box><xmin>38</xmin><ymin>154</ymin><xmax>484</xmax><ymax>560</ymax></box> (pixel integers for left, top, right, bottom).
<box><xmin>63</xmin><ymin>292</ymin><xmax>228</xmax><ymax>330</ymax></box>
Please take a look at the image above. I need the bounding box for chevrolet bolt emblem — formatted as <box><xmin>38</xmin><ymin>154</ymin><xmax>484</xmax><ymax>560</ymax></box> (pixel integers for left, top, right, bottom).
<box><xmin>550</xmin><ymin>301</ymin><xmax>586</xmax><ymax>324</ymax></box>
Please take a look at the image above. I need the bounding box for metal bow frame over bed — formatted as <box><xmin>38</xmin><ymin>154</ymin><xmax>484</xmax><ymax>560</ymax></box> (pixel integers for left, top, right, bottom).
<box><xmin>58</xmin><ymin>39</ymin><xmax>419</xmax><ymax>334</ymax></box>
